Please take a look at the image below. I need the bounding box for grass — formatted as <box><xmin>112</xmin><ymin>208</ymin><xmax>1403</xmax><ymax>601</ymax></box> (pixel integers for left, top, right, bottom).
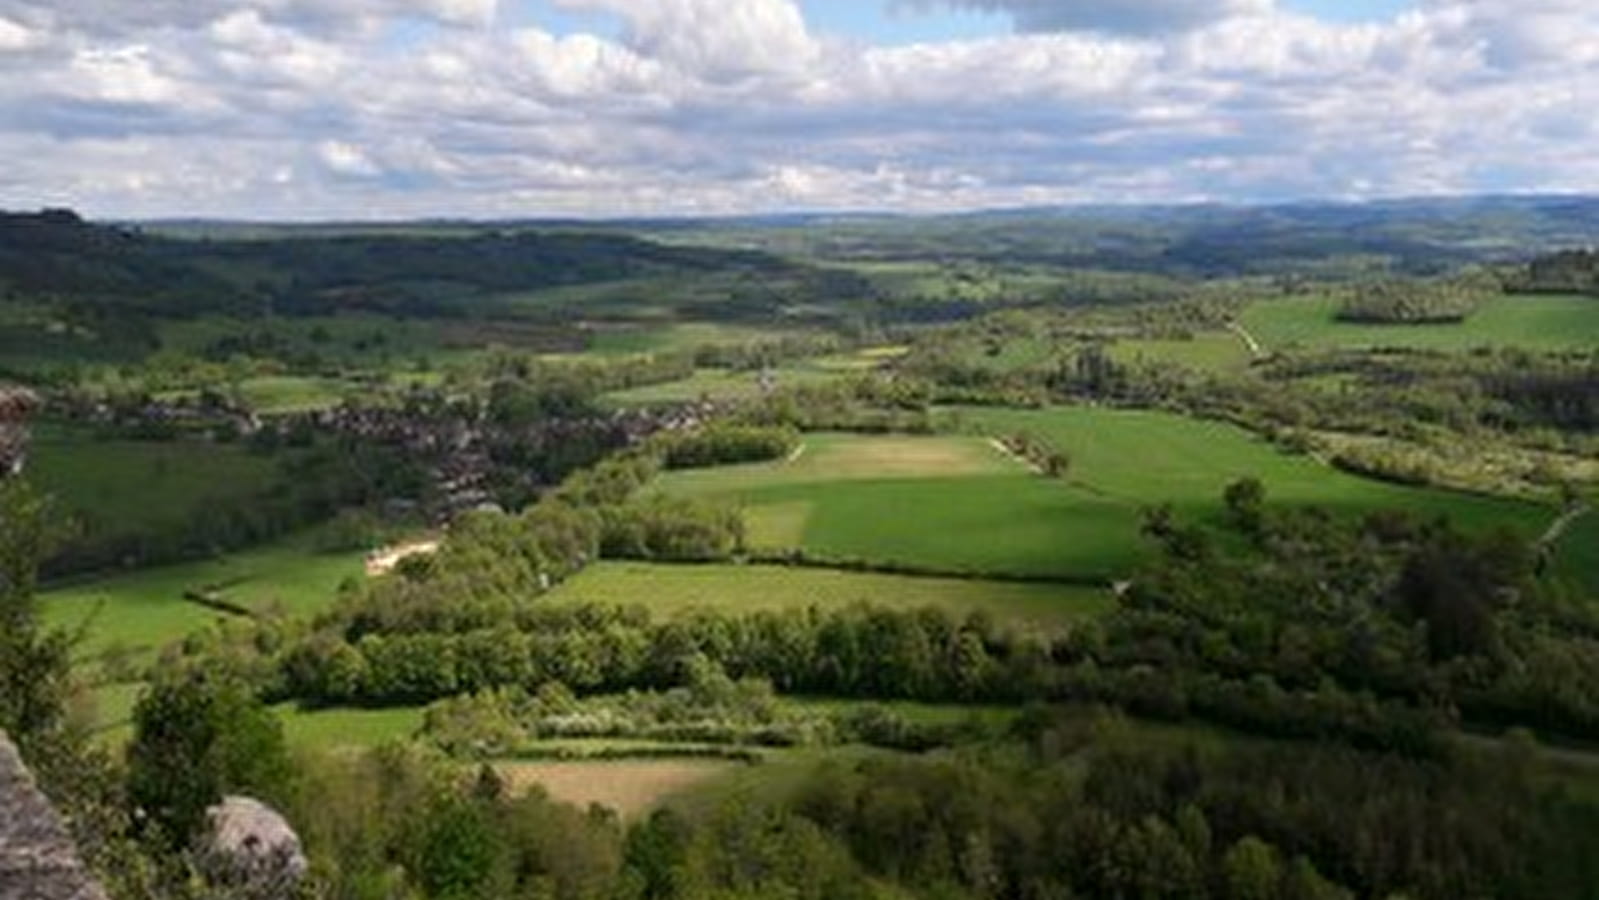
<box><xmin>29</xmin><ymin>424</ymin><xmax>280</xmax><ymax>537</ymax></box>
<box><xmin>661</xmin><ymin>433</ymin><xmax>1021</xmax><ymax>494</ymax></box>
<box><xmin>660</xmin><ymin>410</ymin><xmax>1555</xmax><ymax>581</ymax></box>
<box><xmin>497</xmin><ymin>758</ymin><xmax>745</xmax><ymax>821</ymax></box>
<box><xmin>602</xmin><ymin>348</ymin><xmax>899</xmax><ymax>406</ymax></box>
<box><xmin>236</xmin><ymin>375</ymin><xmax>347</xmax><ymax>414</ymax></box>
<box><xmin>544</xmin><ymin>562</ymin><xmax>1114</xmax><ymax>630</ymax></box>
<box><xmin>582</xmin><ymin>322</ymin><xmax>799</xmax><ymax>355</ymax></box>
<box><xmin>274</xmin><ymin>704</ymin><xmax>427</xmax><ymax>749</ymax></box>
<box><xmin>1110</xmin><ymin>332</ymin><xmax>1255</xmax><ymax>371</ymax></box>
<box><xmin>602</xmin><ymin>366</ymin><xmax>841</xmax><ymax>406</ymax></box>
<box><xmin>40</xmin><ymin>535</ymin><xmax>366</xmax><ymax>665</ymax></box>
<box><xmin>1240</xmin><ymin>294</ymin><xmax>1599</xmax><ymax>352</ymax></box>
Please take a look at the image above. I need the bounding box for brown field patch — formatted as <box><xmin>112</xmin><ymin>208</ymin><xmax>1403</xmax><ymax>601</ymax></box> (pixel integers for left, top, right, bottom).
<box><xmin>496</xmin><ymin>760</ymin><xmax>740</xmax><ymax>820</ymax></box>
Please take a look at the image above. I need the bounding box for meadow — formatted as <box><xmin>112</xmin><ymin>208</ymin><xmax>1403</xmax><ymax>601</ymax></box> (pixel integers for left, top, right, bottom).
<box><xmin>544</xmin><ymin>561</ymin><xmax>1113</xmax><ymax>631</ymax></box>
<box><xmin>658</xmin><ymin>410</ymin><xmax>1560</xmax><ymax>581</ymax></box>
<box><xmin>40</xmin><ymin>535</ymin><xmax>366</xmax><ymax>664</ymax></box>
<box><xmin>29</xmin><ymin>423</ymin><xmax>280</xmax><ymax>539</ymax></box>
<box><xmin>600</xmin><ymin>346</ymin><xmax>899</xmax><ymax>406</ymax></box>
<box><xmin>600</xmin><ymin>366</ymin><xmax>837</xmax><ymax>406</ymax></box>
<box><xmin>496</xmin><ymin>759</ymin><xmax>744</xmax><ymax>821</ymax></box>
<box><xmin>1239</xmin><ymin>293</ymin><xmax>1599</xmax><ymax>352</ymax></box>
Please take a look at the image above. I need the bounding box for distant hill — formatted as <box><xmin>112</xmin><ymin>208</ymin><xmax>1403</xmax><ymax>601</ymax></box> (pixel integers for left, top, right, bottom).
<box><xmin>0</xmin><ymin>209</ymin><xmax>807</xmax><ymax>321</ymax></box>
<box><xmin>640</xmin><ymin>194</ymin><xmax>1599</xmax><ymax>277</ymax></box>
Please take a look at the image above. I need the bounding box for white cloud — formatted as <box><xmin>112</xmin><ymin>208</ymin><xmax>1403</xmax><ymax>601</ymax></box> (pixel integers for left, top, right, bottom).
<box><xmin>554</xmin><ymin>0</ymin><xmax>820</xmax><ymax>81</ymax></box>
<box><xmin>0</xmin><ymin>14</ymin><xmax>36</xmax><ymax>50</ymax></box>
<box><xmin>0</xmin><ymin>0</ymin><xmax>1595</xmax><ymax>217</ymax></box>
<box><xmin>317</xmin><ymin>139</ymin><xmax>382</xmax><ymax>177</ymax></box>
<box><xmin>896</xmin><ymin>0</ymin><xmax>1272</xmax><ymax>36</ymax></box>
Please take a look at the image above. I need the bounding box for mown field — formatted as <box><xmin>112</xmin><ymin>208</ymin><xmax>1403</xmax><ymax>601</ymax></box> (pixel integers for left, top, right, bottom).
<box><xmin>1239</xmin><ymin>294</ymin><xmax>1599</xmax><ymax>352</ymax></box>
<box><xmin>545</xmin><ymin>561</ymin><xmax>1113</xmax><ymax>630</ymax></box>
<box><xmin>659</xmin><ymin>411</ymin><xmax>1560</xmax><ymax>581</ymax></box>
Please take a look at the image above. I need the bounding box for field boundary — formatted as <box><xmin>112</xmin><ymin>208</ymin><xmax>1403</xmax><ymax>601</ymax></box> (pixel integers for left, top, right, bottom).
<box><xmin>727</xmin><ymin>553</ymin><xmax>1115</xmax><ymax>588</ymax></box>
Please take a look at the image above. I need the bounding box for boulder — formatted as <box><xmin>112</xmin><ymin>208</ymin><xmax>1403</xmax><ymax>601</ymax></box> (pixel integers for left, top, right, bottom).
<box><xmin>197</xmin><ymin>796</ymin><xmax>307</xmax><ymax>899</ymax></box>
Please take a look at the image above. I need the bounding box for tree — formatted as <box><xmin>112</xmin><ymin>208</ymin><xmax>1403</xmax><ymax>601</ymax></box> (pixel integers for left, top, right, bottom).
<box><xmin>1224</xmin><ymin>477</ymin><xmax>1267</xmax><ymax>537</ymax></box>
<box><xmin>1223</xmin><ymin>836</ymin><xmax>1283</xmax><ymax>900</ymax></box>
<box><xmin>127</xmin><ymin>671</ymin><xmax>293</xmax><ymax>846</ymax></box>
<box><xmin>0</xmin><ymin>479</ymin><xmax>69</xmax><ymax>752</ymax></box>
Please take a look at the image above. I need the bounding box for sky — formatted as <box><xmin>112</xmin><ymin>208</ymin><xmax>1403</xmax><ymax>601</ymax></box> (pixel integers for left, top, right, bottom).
<box><xmin>0</xmin><ymin>0</ymin><xmax>1594</xmax><ymax>219</ymax></box>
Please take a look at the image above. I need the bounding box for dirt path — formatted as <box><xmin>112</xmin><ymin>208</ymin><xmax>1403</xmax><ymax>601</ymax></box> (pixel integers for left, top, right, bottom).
<box><xmin>1539</xmin><ymin>502</ymin><xmax>1591</xmax><ymax>551</ymax></box>
<box><xmin>1228</xmin><ymin>322</ymin><xmax>1265</xmax><ymax>359</ymax></box>
<box><xmin>365</xmin><ymin>540</ymin><xmax>441</xmax><ymax>576</ymax></box>
<box><xmin>988</xmin><ymin>438</ymin><xmax>1043</xmax><ymax>475</ymax></box>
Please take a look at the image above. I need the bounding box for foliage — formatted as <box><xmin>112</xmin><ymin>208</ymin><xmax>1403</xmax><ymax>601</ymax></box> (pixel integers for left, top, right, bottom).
<box><xmin>653</xmin><ymin>424</ymin><xmax>799</xmax><ymax>470</ymax></box>
<box><xmin>1335</xmin><ymin>275</ymin><xmax>1498</xmax><ymax>324</ymax></box>
<box><xmin>127</xmin><ymin>671</ymin><xmax>293</xmax><ymax>846</ymax></box>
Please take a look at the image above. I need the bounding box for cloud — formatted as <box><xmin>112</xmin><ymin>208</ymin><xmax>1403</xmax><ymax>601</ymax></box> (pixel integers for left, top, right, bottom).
<box><xmin>553</xmin><ymin>0</ymin><xmax>820</xmax><ymax>81</ymax></box>
<box><xmin>895</xmin><ymin>0</ymin><xmax>1272</xmax><ymax>36</ymax></box>
<box><xmin>0</xmin><ymin>0</ymin><xmax>497</xmax><ymax>38</ymax></box>
<box><xmin>0</xmin><ymin>0</ymin><xmax>1595</xmax><ymax>217</ymax></box>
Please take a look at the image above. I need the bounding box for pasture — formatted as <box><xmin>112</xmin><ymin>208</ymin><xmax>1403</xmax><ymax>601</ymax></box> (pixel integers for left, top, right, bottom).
<box><xmin>496</xmin><ymin>759</ymin><xmax>744</xmax><ymax>821</ymax></box>
<box><xmin>1110</xmin><ymin>332</ymin><xmax>1255</xmax><ymax>371</ymax></box>
<box><xmin>275</xmin><ymin>705</ymin><xmax>427</xmax><ymax>749</ymax></box>
<box><xmin>659</xmin><ymin>409</ymin><xmax>1557</xmax><ymax>581</ymax></box>
<box><xmin>29</xmin><ymin>424</ymin><xmax>280</xmax><ymax>539</ymax></box>
<box><xmin>544</xmin><ymin>562</ymin><xmax>1113</xmax><ymax>630</ymax></box>
<box><xmin>1239</xmin><ymin>294</ymin><xmax>1599</xmax><ymax>352</ymax></box>
<box><xmin>601</xmin><ymin>366</ymin><xmax>837</xmax><ymax>406</ymax></box>
<box><xmin>40</xmin><ymin>535</ymin><xmax>366</xmax><ymax>664</ymax></box>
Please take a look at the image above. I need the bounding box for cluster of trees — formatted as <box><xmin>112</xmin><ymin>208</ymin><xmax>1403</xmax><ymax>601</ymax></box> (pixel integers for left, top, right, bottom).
<box><xmin>651</xmin><ymin>424</ymin><xmax>798</xmax><ymax>469</ymax></box>
<box><xmin>1335</xmin><ymin>276</ymin><xmax>1498</xmax><ymax>324</ymax></box>
<box><xmin>421</xmin><ymin>662</ymin><xmax>989</xmax><ymax>758</ymax></box>
<box><xmin>275</xmin><ymin>601</ymin><xmax>1025</xmax><ymax>708</ymax></box>
<box><xmin>738</xmin><ymin>378</ymin><xmax>936</xmax><ymax>434</ymax></box>
<box><xmin>1512</xmin><ymin>248</ymin><xmax>1599</xmax><ymax>296</ymax></box>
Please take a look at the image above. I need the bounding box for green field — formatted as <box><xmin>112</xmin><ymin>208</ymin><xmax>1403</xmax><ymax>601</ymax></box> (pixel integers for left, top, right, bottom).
<box><xmin>580</xmin><ymin>322</ymin><xmax>800</xmax><ymax>356</ymax></box>
<box><xmin>275</xmin><ymin>704</ymin><xmax>426</xmax><ymax>749</ymax></box>
<box><xmin>40</xmin><ymin>536</ymin><xmax>366</xmax><ymax>664</ymax></box>
<box><xmin>602</xmin><ymin>366</ymin><xmax>838</xmax><ymax>406</ymax></box>
<box><xmin>1240</xmin><ymin>294</ymin><xmax>1599</xmax><ymax>352</ymax></box>
<box><xmin>1110</xmin><ymin>332</ymin><xmax>1255</xmax><ymax>371</ymax></box>
<box><xmin>236</xmin><ymin>375</ymin><xmax>347</xmax><ymax>414</ymax></box>
<box><xmin>660</xmin><ymin>410</ymin><xmax>1557</xmax><ymax>581</ymax></box>
<box><xmin>29</xmin><ymin>424</ymin><xmax>280</xmax><ymax>537</ymax></box>
<box><xmin>545</xmin><ymin>562</ymin><xmax>1112</xmax><ymax>630</ymax></box>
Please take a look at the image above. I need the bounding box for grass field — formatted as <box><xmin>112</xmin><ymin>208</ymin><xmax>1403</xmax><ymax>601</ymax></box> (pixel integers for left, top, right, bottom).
<box><xmin>497</xmin><ymin>758</ymin><xmax>745</xmax><ymax>820</ymax></box>
<box><xmin>659</xmin><ymin>410</ymin><xmax>1557</xmax><ymax>581</ymax></box>
<box><xmin>602</xmin><ymin>366</ymin><xmax>839</xmax><ymax>406</ymax></box>
<box><xmin>29</xmin><ymin>424</ymin><xmax>281</xmax><ymax>537</ymax></box>
<box><xmin>661</xmin><ymin>433</ymin><xmax>1021</xmax><ymax>494</ymax></box>
<box><xmin>581</xmin><ymin>322</ymin><xmax>800</xmax><ymax>356</ymax></box>
<box><xmin>1240</xmin><ymin>294</ymin><xmax>1599</xmax><ymax>352</ymax></box>
<box><xmin>1110</xmin><ymin>332</ymin><xmax>1254</xmax><ymax>371</ymax></box>
<box><xmin>236</xmin><ymin>375</ymin><xmax>347</xmax><ymax>414</ymax></box>
<box><xmin>40</xmin><ymin>536</ymin><xmax>366</xmax><ymax>664</ymax></box>
<box><xmin>545</xmin><ymin>562</ymin><xmax>1113</xmax><ymax>630</ymax></box>
<box><xmin>275</xmin><ymin>705</ymin><xmax>426</xmax><ymax>749</ymax></box>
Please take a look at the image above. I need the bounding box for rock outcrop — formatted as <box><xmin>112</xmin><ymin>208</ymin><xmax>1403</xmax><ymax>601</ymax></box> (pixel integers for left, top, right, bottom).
<box><xmin>0</xmin><ymin>731</ymin><xmax>108</xmax><ymax>900</ymax></box>
<box><xmin>196</xmin><ymin>796</ymin><xmax>308</xmax><ymax>899</ymax></box>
